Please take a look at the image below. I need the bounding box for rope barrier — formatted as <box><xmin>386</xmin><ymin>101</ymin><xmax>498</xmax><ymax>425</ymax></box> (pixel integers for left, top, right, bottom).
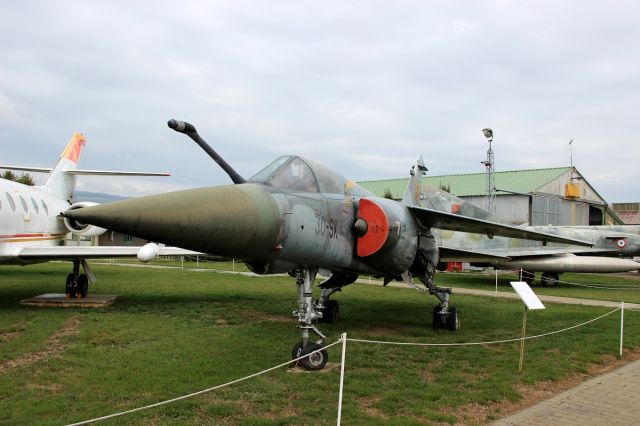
<box><xmin>66</xmin><ymin>340</ymin><xmax>343</xmax><ymax>426</ymax></box>
<box><xmin>347</xmin><ymin>307</ymin><xmax>621</xmax><ymax>347</ymax></box>
<box><xmin>65</xmin><ymin>303</ymin><xmax>636</xmax><ymax>425</ymax></box>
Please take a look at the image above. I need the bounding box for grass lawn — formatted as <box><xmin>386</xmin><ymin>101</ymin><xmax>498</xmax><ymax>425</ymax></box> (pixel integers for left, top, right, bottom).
<box><xmin>1</xmin><ymin>262</ymin><xmax>639</xmax><ymax>425</ymax></box>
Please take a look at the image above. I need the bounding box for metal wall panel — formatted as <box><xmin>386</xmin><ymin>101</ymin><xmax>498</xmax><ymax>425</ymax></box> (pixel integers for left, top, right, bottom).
<box><xmin>463</xmin><ymin>195</ymin><xmax>530</xmax><ymax>225</ymax></box>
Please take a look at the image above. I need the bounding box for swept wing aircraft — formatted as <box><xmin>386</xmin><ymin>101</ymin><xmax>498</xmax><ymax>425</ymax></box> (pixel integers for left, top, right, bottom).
<box><xmin>1</xmin><ymin>132</ymin><xmax>198</xmax><ymax>298</ymax></box>
<box><xmin>420</xmin><ymin>189</ymin><xmax>640</xmax><ymax>285</ymax></box>
<box><xmin>63</xmin><ymin>120</ymin><xmax>593</xmax><ymax>370</ymax></box>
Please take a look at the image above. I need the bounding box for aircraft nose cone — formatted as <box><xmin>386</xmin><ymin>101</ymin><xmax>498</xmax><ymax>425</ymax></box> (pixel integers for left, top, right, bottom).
<box><xmin>63</xmin><ymin>184</ymin><xmax>281</xmax><ymax>259</ymax></box>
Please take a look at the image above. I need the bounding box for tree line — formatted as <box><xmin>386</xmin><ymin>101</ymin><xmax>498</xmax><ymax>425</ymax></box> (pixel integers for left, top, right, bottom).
<box><xmin>2</xmin><ymin>171</ymin><xmax>35</xmax><ymax>186</ymax></box>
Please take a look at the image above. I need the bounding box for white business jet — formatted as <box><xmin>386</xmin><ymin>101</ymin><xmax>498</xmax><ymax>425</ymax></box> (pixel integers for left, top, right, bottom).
<box><xmin>0</xmin><ymin>132</ymin><xmax>197</xmax><ymax>298</ymax></box>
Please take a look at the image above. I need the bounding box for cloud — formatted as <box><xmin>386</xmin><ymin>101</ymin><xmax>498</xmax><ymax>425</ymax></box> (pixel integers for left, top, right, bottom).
<box><xmin>1</xmin><ymin>0</ymin><xmax>639</xmax><ymax>202</ymax></box>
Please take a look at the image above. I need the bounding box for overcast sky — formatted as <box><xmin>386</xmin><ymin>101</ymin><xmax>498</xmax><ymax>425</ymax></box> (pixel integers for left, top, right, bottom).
<box><xmin>1</xmin><ymin>1</ymin><xmax>638</xmax><ymax>202</ymax></box>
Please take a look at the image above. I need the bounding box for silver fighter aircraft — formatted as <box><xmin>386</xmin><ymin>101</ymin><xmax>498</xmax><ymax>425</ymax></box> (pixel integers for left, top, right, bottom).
<box><xmin>420</xmin><ymin>189</ymin><xmax>640</xmax><ymax>286</ymax></box>
<box><xmin>63</xmin><ymin>120</ymin><xmax>593</xmax><ymax>370</ymax></box>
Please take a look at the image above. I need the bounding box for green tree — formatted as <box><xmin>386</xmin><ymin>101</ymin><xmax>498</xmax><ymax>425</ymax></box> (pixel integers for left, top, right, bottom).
<box><xmin>2</xmin><ymin>170</ymin><xmax>17</xmax><ymax>181</ymax></box>
<box><xmin>2</xmin><ymin>170</ymin><xmax>35</xmax><ymax>186</ymax></box>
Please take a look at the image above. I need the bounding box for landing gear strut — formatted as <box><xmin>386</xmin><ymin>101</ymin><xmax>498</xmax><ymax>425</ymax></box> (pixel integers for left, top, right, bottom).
<box><xmin>423</xmin><ymin>278</ymin><xmax>459</xmax><ymax>331</ymax></box>
<box><xmin>410</xmin><ymin>236</ymin><xmax>459</xmax><ymax>331</ymax></box>
<box><xmin>289</xmin><ymin>270</ymin><xmax>357</xmax><ymax>370</ymax></box>
<box><xmin>291</xmin><ymin>268</ymin><xmax>328</xmax><ymax>370</ymax></box>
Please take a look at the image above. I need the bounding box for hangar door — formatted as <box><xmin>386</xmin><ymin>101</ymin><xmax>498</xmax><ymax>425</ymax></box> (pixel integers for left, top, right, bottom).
<box><xmin>531</xmin><ymin>195</ymin><xmax>590</xmax><ymax>225</ymax></box>
<box><xmin>531</xmin><ymin>196</ymin><xmax>562</xmax><ymax>225</ymax></box>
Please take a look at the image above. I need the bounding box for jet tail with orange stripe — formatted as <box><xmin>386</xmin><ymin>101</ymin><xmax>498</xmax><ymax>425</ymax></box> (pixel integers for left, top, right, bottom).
<box><xmin>42</xmin><ymin>132</ymin><xmax>87</xmax><ymax>201</ymax></box>
<box><xmin>0</xmin><ymin>132</ymin><xmax>171</xmax><ymax>202</ymax></box>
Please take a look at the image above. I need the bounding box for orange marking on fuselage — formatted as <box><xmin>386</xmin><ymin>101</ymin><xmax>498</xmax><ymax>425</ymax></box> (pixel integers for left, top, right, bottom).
<box><xmin>0</xmin><ymin>233</ymin><xmax>66</xmax><ymax>243</ymax></box>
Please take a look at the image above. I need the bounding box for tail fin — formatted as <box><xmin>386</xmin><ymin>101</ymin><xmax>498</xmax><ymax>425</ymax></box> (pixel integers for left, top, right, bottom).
<box><xmin>401</xmin><ymin>155</ymin><xmax>428</xmax><ymax>206</ymax></box>
<box><xmin>43</xmin><ymin>132</ymin><xmax>87</xmax><ymax>200</ymax></box>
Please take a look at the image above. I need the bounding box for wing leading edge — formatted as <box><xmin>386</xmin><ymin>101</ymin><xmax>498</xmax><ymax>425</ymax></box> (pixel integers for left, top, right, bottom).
<box><xmin>408</xmin><ymin>205</ymin><xmax>593</xmax><ymax>247</ymax></box>
<box><xmin>16</xmin><ymin>246</ymin><xmax>201</xmax><ymax>261</ymax></box>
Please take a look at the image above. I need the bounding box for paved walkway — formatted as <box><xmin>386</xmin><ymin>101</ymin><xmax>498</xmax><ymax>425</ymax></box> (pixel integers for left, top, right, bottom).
<box><xmin>492</xmin><ymin>358</ymin><xmax>640</xmax><ymax>425</ymax></box>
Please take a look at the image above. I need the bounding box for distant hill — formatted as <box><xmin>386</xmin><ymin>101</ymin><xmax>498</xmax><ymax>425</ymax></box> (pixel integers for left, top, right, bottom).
<box><xmin>74</xmin><ymin>191</ymin><xmax>128</xmax><ymax>204</ymax></box>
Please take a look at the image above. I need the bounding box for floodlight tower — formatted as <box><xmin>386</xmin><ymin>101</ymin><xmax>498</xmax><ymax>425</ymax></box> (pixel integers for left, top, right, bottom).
<box><xmin>481</xmin><ymin>128</ymin><xmax>495</xmax><ymax>214</ymax></box>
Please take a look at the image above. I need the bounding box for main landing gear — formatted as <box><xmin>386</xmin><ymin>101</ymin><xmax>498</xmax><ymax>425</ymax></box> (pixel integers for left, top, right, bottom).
<box><xmin>65</xmin><ymin>259</ymin><xmax>95</xmax><ymax>299</ymax></box>
<box><xmin>418</xmin><ymin>277</ymin><xmax>459</xmax><ymax>331</ymax></box>
<box><xmin>541</xmin><ymin>272</ymin><xmax>560</xmax><ymax>287</ymax></box>
<box><xmin>409</xmin><ymin>243</ymin><xmax>460</xmax><ymax>331</ymax></box>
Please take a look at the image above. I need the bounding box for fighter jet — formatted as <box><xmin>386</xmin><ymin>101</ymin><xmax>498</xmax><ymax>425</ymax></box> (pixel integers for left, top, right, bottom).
<box><xmin>63</xmin><ymin>120</ymin><xmax>592</xmax><ymax>370</ymax></box>
<box><xmin>419</xmin><ymin>189</ymin><xmax>640</xmax><ymax>286</ymax></box>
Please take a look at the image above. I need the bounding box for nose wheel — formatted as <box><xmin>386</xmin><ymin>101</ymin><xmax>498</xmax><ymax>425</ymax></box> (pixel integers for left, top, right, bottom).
<box><xmin>291</xmin><ymin>341</ymin><xmax>328</xmax><ymax>370</ymax></box>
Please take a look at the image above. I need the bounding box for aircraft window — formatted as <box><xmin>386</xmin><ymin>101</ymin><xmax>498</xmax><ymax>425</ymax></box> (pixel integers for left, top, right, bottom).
<box><xmin>301</xmin><ymin>157</ymin><xmax>345</xmax><ymax>194</ymax></box>
<box><xmin>31</xmin><ymin>197</ymin><xmax>39</xmax><ymax>214</ymax></box>
<box><xmin>267</xmin><ymin>157</ymin><xmax>318</xmax><ymax>192</ymax></box>
<box><xmin>18</xmin><ymin>195</ymin><xmax>29</xmax><ymax>213</ymax></box>
<box><xmin>41</xmin><ymin>199</ymin><xmax>49</xmax><ymax>215</ymax></box>
<box><xmin>6</xmin><ymin>193</ymin><xmax>16</xmax><ymax>212</ymax></box>
<box><xmin>249</xmin><ymin>156</ymin><xmax>291</xmax><ymax>182</ymax></box>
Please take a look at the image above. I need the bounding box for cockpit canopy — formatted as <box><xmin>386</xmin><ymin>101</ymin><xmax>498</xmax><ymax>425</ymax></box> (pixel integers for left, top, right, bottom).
<box><xmin>249</xmin><ymin>155</ymin><xmax>370</xmax><ymax>196</ymax></box>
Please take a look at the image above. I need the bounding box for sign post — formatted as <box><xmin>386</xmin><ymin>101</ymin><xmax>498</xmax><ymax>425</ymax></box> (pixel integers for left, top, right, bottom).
<box><xmin>510</xmin><ymin>281</ymin><xmax>546</xmax><ymax>373</ymax></box>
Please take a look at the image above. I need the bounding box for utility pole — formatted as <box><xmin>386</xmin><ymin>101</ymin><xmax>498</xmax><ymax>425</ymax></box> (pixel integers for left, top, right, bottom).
<box><xmin>481</xmin><ymin>128</ymin><xmax>495</xmax><ymax>214</ymax></box>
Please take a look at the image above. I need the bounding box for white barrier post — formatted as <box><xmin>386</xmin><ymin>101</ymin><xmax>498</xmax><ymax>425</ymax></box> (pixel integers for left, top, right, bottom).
<box><xmin>620</xmin><ymin>301</ymin><xmax>625</xmax><ymax>357</ymax></box>
<box><xmin>181</xmin><ymin>256</ymin><xmax>184</xmax><ymax>269</ymax></box>
<box><xmin>495</xmin><ymin>269</ymin><xmax>498</xmax><ymax>298</ymax></box>
<box><xmin>196</xmin><ymin>255</ymin><xmax>199</xmax><ymax>269</ymax></box>
<box><xmin>337</xmin><ymin>333</ymin><xmax>347</xmax><ymax>426</ymax></box>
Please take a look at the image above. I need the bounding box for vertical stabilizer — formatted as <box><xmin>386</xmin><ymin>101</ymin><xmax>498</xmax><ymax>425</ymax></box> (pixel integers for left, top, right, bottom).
<box><xmin>43</xmin><ymin>133</ymin><xmax>86</xmax><ymax>200</ymax></box>
<box><xmin>401</xmin><ymin>155</ymin><xmax>428</xmax><ymax>206</ymax></box>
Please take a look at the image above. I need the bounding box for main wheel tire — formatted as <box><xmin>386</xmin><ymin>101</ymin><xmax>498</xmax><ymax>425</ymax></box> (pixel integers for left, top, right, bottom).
<box><xmin>541</xmin><ymin>272</ymin><xmax>559</xmax><ymax>287</ymax></box>
<box><xmin>520</xmin><ymin>270</ymin><xmax>535</xmax><ymax>285</ymax></box>
<box><xmin>299</xmin><ymin>343</ymin><xmax>328</xmax><ymax>371</ymax></box>
<box><xmin>78</xmin><ymin>274</ymin><xmax>89</xmax><ymax>298</ymax></box>
<box><xmin>65</xmin><ymin>274</ymin><xmax>77</xmax><ymax>299</ymax></box>
<box><xmin>432</xmin><ymin>305</ymin><xmax>444</xmax><ymax>330</ymax></box>
<box><xmin>322</xmin><ymin>300</ymin><xmax>340</xmax><ymax>324</ymax></box>
<box><xmin>446</xmin><ymin>307</ymin><xmax>459</xmax><ymax>331</ymax></box>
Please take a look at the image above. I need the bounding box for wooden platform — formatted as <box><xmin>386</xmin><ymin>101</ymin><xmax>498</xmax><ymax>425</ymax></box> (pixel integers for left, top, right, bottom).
<box><xmin>20</xmin><ymin>293</ymin><xmax>119</xmax><ymax>308</ymax></box>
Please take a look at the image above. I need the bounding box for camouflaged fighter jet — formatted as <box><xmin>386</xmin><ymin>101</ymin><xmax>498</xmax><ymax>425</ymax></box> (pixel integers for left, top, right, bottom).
<box><xmin>418</xmin><ymin>189</ymin><xmax>640</xmax><ymax>286</ymax></box>
<box><xmin>62</xmin><ymin>120</ymin><xmax>593</xmax><ymax>370</ymax></box>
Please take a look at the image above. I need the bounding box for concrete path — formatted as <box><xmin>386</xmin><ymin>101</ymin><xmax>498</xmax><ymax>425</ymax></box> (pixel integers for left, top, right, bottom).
<box><xmin>492</xmin><ymin>358</ymin><xmax>640</xmax><ymax>425</ymax></box>
<box><xmin>448</xmin><ymin>286</ymin><xmax>640</xmax><ymax>310</ymax></box>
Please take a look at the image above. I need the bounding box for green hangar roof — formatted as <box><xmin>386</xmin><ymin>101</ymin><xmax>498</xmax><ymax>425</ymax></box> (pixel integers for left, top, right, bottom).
<box><xmin>359</xmin><ymin>167</ymin><xmax>572</xmax><ymax>199</ymax></box>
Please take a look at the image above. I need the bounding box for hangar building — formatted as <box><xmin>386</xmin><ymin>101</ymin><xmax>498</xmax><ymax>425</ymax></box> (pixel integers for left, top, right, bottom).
<box><xmin>359</xmin><ymin>166</ymin><xmax>622</xmax><ymax>226</ymax></box>
<box><xmin>612</xmin><ymin>203</ymin><xmax>640</xmax><ymax>225</ymax></box>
